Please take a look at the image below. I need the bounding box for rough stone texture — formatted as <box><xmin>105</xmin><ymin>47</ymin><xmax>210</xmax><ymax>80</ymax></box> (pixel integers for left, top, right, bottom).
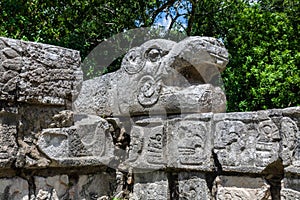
<box><xmin>33</xmin><ymin>173</ymin><xmax>115</xmax><ymax>200</ymax></box>
<box><xmin>167</xmin><ymin>114</ymin><xmax>213</xmax><ymax>171</ymax></box>
<box><xmin>178</xmin><ymin>172</ymin><xmax>211</xmax><ymax>199</ymax></box>
<box><xmin>37</xmin><ymin>114</ymin><xmax>115</xmax><ymax>167</ymax></box>
<box><xmin>131</xmin><ymin>171</ymin><xmax>169</xmax><ymax>200</ymax></box>
<box><xmin>123</xmin><ymin>118</ymin><xmax>167</xmax><ymax>171</ymax></box>
<box><xmin>0</xmin><ymin>178</ymin><xmax>28</xmax><ymax>200</ymax></box>
<box><xmin>281</xmin><ymin>107</ymin><xmax>300</xmax><ymax>174</ymax></box>
<box><xmin>0</xmin><ymin>37</ymin><xmax>299</xmax><ymax>199</ymax></box>
<box><xmin>74</xmin><ymin>36</ymin><xmax>228</xmax><ymax>117</ymax></box>
<box><xmin>214</xmin><ymin>176</ymin><xmax>272</xmax><ymax>200</ymax></box>
<box><xmin>73</xmin><ymin>173</ymin><xmax>116</xmax><ymax>199</ymax></box>
<box><xmin>0</xmin><ymin>107</ymin><xmax>18</xmax><ymax>168</ymax></box>
<box><xmin>0</xmin><ymin>37</ymin><xmax>82</xmax><ymax>106</ymax></box>
<box><xmin>0</xmin><ymin>37</ymin><xmax>82</xmax><ymax>169</ymax></box>
<box><xmin>34</xmin><ymin>175</ymin><xmax>69</xmax><ymax>199</ymax></box>
<box><xmin>213</xmin><ymin>111</ymin><xmax>282</xmax><ymax>173</ymax></box>
<box><xmin>281</xmin><ymin>176</ymin><xmax>300</xmax><ymax>200</ymax></box>
<box><xmin>16</xmin><ymin>105</ymin><xmax>66</xmax><ymax>168</ymax></box>
<box><xmin>281</xmin><ymin>189</ymin><xmax>300</xmax><ymax>200</ymax></box>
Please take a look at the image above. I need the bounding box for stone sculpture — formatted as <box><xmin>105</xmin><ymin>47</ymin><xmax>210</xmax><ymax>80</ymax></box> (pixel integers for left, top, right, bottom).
<box><xmin>0</xmin><ymin>36</ymin><xmax>299</xmax><ymax>199</ymax></box>
<box><xmin>74</xmin><ymin>37</ymin><xmax>228</xmax><ymax>117</ymax></box>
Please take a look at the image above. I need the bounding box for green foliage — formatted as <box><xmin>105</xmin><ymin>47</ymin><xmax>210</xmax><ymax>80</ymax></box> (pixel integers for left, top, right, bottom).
<box><xmin>191</xmin><ymin>0</ymin><xmax>300</xmax><ymax>111</ymax></box>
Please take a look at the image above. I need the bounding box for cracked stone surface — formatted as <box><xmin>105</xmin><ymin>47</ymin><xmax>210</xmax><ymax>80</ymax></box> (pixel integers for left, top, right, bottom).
<box><xmin>0</xmin><ymin>37</ymin><xmax>299</xmax><ymax>199</ymax></box>
<box><xmin>0</xmin><ymin>37</ymin><xmax>82</xmax><ymax>105</ymax></box>
<box><xmin>74</xmin><ymin>36</ymin><xmax>228</xmax><ymax>117</ymax></box>
<box><xmin>213</xmin><ymin>176</ymin><xmax>272</xmax><ymax>200</ymax></box>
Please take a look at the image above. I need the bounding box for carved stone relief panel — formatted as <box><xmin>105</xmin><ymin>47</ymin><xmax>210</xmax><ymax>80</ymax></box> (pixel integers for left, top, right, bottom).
<box><xmin>167</xmin><ymin>114</ymin><xmax>213</xmax><ymax>171</ymax></box>
<box><xmin>75</xmin><ymin>37</ymin><xmax>228</xmax><ymax>117</ymax></box>
<box><xmin>281</xmin><ymin>176</ymin><xmax>300</xmax><ymax>200</ymax></box>
<box><xmin>213</xmin><ymin>112</ymin><xmax>281</xmax><ymax>173</ymax></box>
<box><xmin>0</xmin><ymin>178</ymin><xmax>28</xmax><ymax>200</ymax></box>
<box><xmin>127</xmin><ymin>126</ymin><xmax>144</xmax><ymax>163</ymax></box>
<box><xmin>255</xmin><ymin>118</ymin><xmax>281</xmax><ymax>168</ymax></box>
<box><xmin>132</xmin><ymin>171</ymin><xmax>168</xmax><ymax>200</ymax></box>
<box><xmin>69</xmin><ymin>173</ymin><xmax>115</xmax><ymax>199</ymax></box>
<box><xmin>214</xmin><ymin>176</ymin><xmax>271</xmax><ymax>200</ymax></box>
<box><xmin>34</xmin><ymin>173</ymin><xmax>115</xmax><ymax>200</ymax></box>
<box><xmin>126</xmin><ymin>118</ymin><xmax>166</xmax><ymax>170</ymax></box>
<box><xmin>146</xmin><ymin>125</ymin><xmax>165</xmax><ymax>165</ymax></box>
<box><xmin>214</xmin><ymin>120</ymin><xmax>248</xmax><ymax>167</ymax></box>
<box><xmin>280</xmin><ymin>117</ymin><xmax>300</xmax><ymax>167</ymax></box>
<box><xmin>38</xmin><ymin>114</ymin><xmax>114</xmax><ymax>167</ymax></box>
<box><xmin>178</xmin><ymin>172</ymin><xmax>211</xmax><ymax>200</ymax></box>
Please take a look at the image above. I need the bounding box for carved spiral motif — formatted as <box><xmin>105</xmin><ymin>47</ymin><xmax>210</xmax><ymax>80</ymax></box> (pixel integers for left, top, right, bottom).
<box><xmin>122</xmin><ymin>47</ymin><xmax>145</xmax><ymax>74</ymax></box>
<box><xmin>137</xmin><ymin>75</ymin><xmax>161</xmax><ymax>106</ymax></box>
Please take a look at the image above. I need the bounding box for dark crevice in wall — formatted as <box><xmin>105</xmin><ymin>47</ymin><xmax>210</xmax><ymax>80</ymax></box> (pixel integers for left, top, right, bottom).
<box><xmin>211</xmin><ymin>149</ymin><xmax>223</xmax><ymax>199</ymax></box>
<box><xmin>127</xmin><ymin>170</ymin><xmax>134</xmax><ymax>193</ymax></box>
<box><xmin>212</xmin><ymin>149</ymin><xmax>222</xmax><ymax>176</ymax></box>
<box><xmin>262</xmin><ymin>158</ymin><xmax>284</xmax><ymax>200</ymax></box>
<box><xmin>107</xmin><ymin>118</ymin><xmax>130</xmax><ymax>170</ymax></box>
<box><xmin>28</xmin><ymin>174</ymin><xmax>36</xmax><ymax>199</ymax></box>
<box><xmin>167</xmin><ymin>172</ymin><xmax>179</xmax><ymax>200</ymax></box>
<box><xmin>206</xmin><ymin>172</ymin><xmax>217</xmax><ymax>194</ymax></box>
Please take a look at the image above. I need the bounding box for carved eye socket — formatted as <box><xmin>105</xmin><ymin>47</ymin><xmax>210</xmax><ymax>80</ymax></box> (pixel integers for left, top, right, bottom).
<box><xmin>262</xmin><ymin>125</ymin><xmax>272</xmax><ymax>134</ymax></box>
<box><xmin>155</xmin><ymin>134</ymin><xmax>162</xmax><ymax>141</ymax></box>
<box><xmin>146</xmin><ymin>48</ymin><xmax>161</xmax><ymax>62</ymax></box>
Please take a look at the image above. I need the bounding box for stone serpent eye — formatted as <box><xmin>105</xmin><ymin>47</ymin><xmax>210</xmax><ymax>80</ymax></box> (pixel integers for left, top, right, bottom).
<box><xmin>146</xmin><ymin>48</ymin><xmax>161</xmax><ymax>62</ymax></box>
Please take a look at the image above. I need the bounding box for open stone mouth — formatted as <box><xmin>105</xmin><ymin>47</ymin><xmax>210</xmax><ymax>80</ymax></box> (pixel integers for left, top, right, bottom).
<box><xmin>162</xmin><ymin>38</ymin><xmax>228</xmax><ymax>87</ymax></box>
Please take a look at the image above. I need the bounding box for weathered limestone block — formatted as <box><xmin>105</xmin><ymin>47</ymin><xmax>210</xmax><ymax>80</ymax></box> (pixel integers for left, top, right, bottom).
<box><xmin>33</xmin><ymin>173</ymin><xmax>115</xmax><ymax>200</ymax></box>
<box><xmin>281</xmin><ymin>189</ymin><xmax>300</xmax><ymax>200</ymax></box>
<box><xmin>75</xmin><ymin>36</ymin><xmax>228</xmax><ymax>117</ymax></box>
<box><xmin>214</xmin><ymin>176</ymin><xmax>271</xmax><ymax>200</ymax></box>
<box><xmin>73</xmin><ymin>72</ymin><xmax>122</xmax><ymax>117</ymax></box>
<box><xmin>281</xmin><ymin>107</ymin><xmax>300</xmax><ymax>174</ymax></box>
<box><xmin>281</xmin><ymin>176</ymin><xmax>300</xmax><ymax>200</ymax></box>
<box><xmin>123</xmin><ymin>118</ymin><xmax>167</xmax><ymax>171</ymax></box>
<box><xmin>37</xmin><ymin>114</ymin><xmax>114</xmax><ymax>167</ymax></box>
<box><xmin>123</xmin><ymin>114</ymin><xmax>214</xmax><ymax>172</ymax></box>
<box><xmin>167</xmin><ymin>113</ymin><xmax>213</xmax><ymax>171</ymax></box>
<box><xmin>49</xmin><ymin>110</ymin><xmax>74</xmax><ymax>128</ymax></box>
<box><xmin>16</xmin><ymin>106</ymin><xmax>68</xmax><ymax>168</ymax></box>
<box><xmin>131</xmin><ymin>171</ymin><xmax>168</xmax><ymax>200</ymax></box>
<box><xmin>0</xmin><ymin>37</ymin><xmax>83</xmax><ymax>168</ymax></box>
<box><xmin>0</xmin><ymin>37</ymin><xmax>82</xmax><ymax>106</ymax></box>
<box><xmin>0</xmin><ymin>177</ymin><xmax>28</xmax><ymax>200</ymax></box>
<box><xmin>0</xmin><ymin>107</ymin><xmax>18</xmax><ymax>168</ymax></box>
<box><xmin>160</xmin><ymin>85</ymin><xmax>225</xmax><ymax>114</ymax></box>
<box><xmin>34</xmin><ymin>175</ymin><xmax>69</xmax><ymax>199</ymax></box>
<box><xmin>70</xmin><ymin>173</ymin><xmax>115</xmax><ymax>199</ymax></box>
<box><xmin>1</xmin><ymin>36</ymin><xmax>299</xmax><ymax>200</ymax></box>
<box><xmin>213</xmin><ymin>111</ymin><xmax>281</xmax><ymax>173</ymax></box>
<box><xmin>178</xmin><ymin>172</ymin><xmax>211</xmax><ymax>199</ymax></box>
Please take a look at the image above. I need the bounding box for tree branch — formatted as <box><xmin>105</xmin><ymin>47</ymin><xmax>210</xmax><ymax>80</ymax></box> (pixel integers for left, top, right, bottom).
<box><xmin>186</xmin><ymin>0</ymin><xmax>196</xmax><ymax>36</ymax></box>
<box><xmin>150</xmin><ymin>0</ymin><xmax>177</xmax><ymax>25</ymax></box>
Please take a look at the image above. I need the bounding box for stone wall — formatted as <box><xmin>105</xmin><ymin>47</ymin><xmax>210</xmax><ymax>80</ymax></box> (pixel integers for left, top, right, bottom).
<box><xmin>0</xmin><ymin>36</ymin><xmax>299</xmax><ymax>199</ymax></box>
